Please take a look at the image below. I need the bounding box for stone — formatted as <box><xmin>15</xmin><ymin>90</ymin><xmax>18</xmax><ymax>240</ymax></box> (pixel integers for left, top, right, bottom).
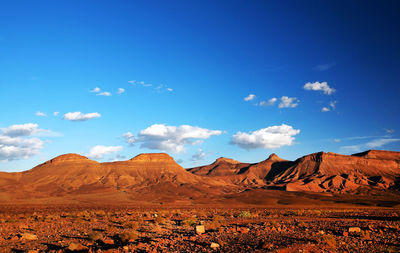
<box><xmin>19</xmin><ymin>224</ymin><xmax>28</xmax><ymax>229</ymax></box>
<box><xmin>349</xmin><ymin>227</ymin><xmax>361</xmax><ymax>233</ymax></box>
<box><xmin>196</xmin><ymin>225</ymin><xmax>205</xmax><ymax>235</ymax></box>
<box><xmin>67</xmin><ymin>242</ymin><xmax>87</xmax><ymax>251</ymax></box>
<box><xmin>20</xmin><ymin>233</ymin><xmax>38</xmax><ymax>240</ymax></box>
<box><xmin>210</xmin><ymin>242</ymin><xmax>220</xmax><ymax>249</ymax></box>
<box><xmin>103</xmin><ymin>239</ymin><xmax>114</xmax><ymax>245</ymax></box>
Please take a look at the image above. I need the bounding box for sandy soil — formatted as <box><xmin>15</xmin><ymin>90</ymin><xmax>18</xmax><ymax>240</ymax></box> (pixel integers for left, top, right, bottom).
<box><xmin>1</xmin><ymin>205</ymin><xmax>400</xmax><ymax>252</ymax></box>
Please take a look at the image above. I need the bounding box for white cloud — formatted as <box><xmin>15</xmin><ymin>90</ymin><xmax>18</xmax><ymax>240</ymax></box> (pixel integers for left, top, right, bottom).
<box><xmin>384</xmin><ymin>129</ymin><xmax>395</xmax><ymax>134</ymax></box>
<box><xmin>130</xmin><ymin>79</ymin><xmax>172</xmax><ymax>92</ymax></box>
<box><xmin>108</xmin><ymin>154</ymin><xmax>126</xmax><ymax>162</ymax></box>
<box><xmin>62</xmin><ymin>112</ymin><xmax>101</xmax><ymax>122</ymax></box>
<box><xmin>1</xmin><ymin>123</ymin><xmax>39</xmax><ymax>137</ymax></box>
<box><xmin>259</xmin><ymin>97</ymin><xmax>277</xmax><ymax>107</ymax></box>
<box><xmin>117</xmin><ymin>88</ymin><xmax>125</xmax><ymax>94</ymax></box>
<box><xmin>278</xmin><ymin>96</ymin><xmax>299</xmax><ymax>108</ymax></box>
<box><xmin>313</xmin><ymin>62</ymin><xmax>336</xmax><ymax>71</ymax></box>
<box><xmin>90</xmin><ymin>87</ymin><xmax>101</xmax><ymax>93</ymax></box>
<box><xmin>191</xmin><ymin>149</ymin><xmax>206</xmax><ymax>161</ymax></box>
<box><xmin>88</xmin><ymin>145</ymin><xmax>123</xmax><ymax>159</ymax></box>
<box><xmin>124</xmin><ymin>124</ymin><xmax>222</xmax><ymax>153</ymax></box>
<box><xmin>231</xmin><ymin>124</ymin><xmax>300</xmax><ymax>150</ymax></box>
<box><xmin>122</xmin><ymin>132</ymin><xmax>135</xmax><ymax>146</ymax></box>
<box><xmin>339</xmin><ymin>138</ymin><xmax>400</xmax><ymax>154</ymax></box>
<box><xmin>97</xmin><ymin>91</ymin><xmax>111</xmax><ymax>96</ymax></box>
<box><xmin>53</xmin><ymin>112</ymin><xmax>59</xmax><ymax>116</ymax></box>
<box><xmin>340</xmin><ymin>145</ymin><xmax>362</xmax><ymax>153</ymax></box>
<box><xmin>1</xmin><ymin>123</ymin><xmax>60</xmax><ymax>137</ymax></box>
<box><xmin>303</xmin><ymin>81</ymin><xmax>335</xmax><ymax>95</ymax></box>
<box><xmin>366</xmin><ymin>138</ymin><xmax>400</xmax><ymax>148</ymax></box>
<box><xmin>0</xmin><ymin>123</ymin><xmax>52</xmax><ymax>161</ymax></box>
<box><xmin>322</xmin><ymin>101</ymin><xmax>337</xmax><ymax>112</ymax></box>
<box><xmin>244</xmin><ymin>94</ymin><xmax>256</xmax><ymax>101</ymax></box>
<box><xmin>36</xmin><ymin>111</ymin><xmax>46</xmax><ymax>117</ymax></box>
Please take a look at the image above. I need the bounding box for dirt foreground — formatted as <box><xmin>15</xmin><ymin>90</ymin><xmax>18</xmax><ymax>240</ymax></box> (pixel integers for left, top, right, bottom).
<box><xmin>1</xmin><ymin>205</ymin><xmax>400</xmax><ymax>252</ymax></box>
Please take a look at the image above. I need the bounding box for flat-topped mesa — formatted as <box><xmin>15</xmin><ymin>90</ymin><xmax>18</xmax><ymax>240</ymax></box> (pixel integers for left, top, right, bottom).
<box><xmin>352</xmin><ymin>149</ymin><xmax>400</xmax><ymax>160</ymax></box>
<box><xmin>296</xmin><ymin>151</ymin><xmax>342</xmax><ymax>162</ymax></box>
<box><xmin>45</xmin><ymin>153</ymin><xmax>96</xmax><ymax>164</ymax></box>
<box><xmin>129</xmin><ymin>153</ymin><xmax>176</xmax><ymax>163</ymax></box>
<box><xmin>215</xmin><ymin>157</ymin><xmax>241</xmax><ymax>164</ymax></box>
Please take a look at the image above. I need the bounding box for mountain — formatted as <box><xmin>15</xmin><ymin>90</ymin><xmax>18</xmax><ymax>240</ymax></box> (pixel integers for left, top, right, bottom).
<box><xmin>0</xmin><ymin>153</ymin><xmax>231</xmax><ymax>204</ymax></box>
<box><xmin>189</xmin><ymin>150</ymin><xmax>400</xmax><ymax>193</ymax></box>
<box><xmin>270</xmin><ymin>150</ymin><xmax>400</xmax><ymax>193</ymax></box>
<box><xmin>188</xmin><ymin>154</ymin><xmax>293</xmax><ymax>186</ymax></box>
<box><xmin>0</xmin><ymin>150</ymin><xmax>399</xmax><ymax>205</ymax></box>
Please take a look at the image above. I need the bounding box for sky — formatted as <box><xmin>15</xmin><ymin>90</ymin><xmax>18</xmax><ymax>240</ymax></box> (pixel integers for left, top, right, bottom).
<box><xmin>1</xmin><ymin>0</ymin><xmax>400</xmax><ymax>172</ymax></box>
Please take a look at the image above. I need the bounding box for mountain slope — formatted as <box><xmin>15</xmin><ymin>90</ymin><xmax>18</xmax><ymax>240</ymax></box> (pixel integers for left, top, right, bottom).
<box><xmin>189</xmin><ymin>150</ymin><xmax>400</xmax><ymax>193</ymax></box>
<box><xmin>0</xmin><ymin>153</ymin><xmax>231</xmax><ymax>202</ymax></box>
<box><xmin>188</xmin><ymin>154</ymin><xmax>293</xmax><ymax>186</ymax></box>
<box><xmin>271</xmin><ymin>150</ymin><xmax>400</xmax><ymax>192</ymax></box>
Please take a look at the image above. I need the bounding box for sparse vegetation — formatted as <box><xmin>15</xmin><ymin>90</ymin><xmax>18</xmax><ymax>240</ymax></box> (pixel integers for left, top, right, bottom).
<box><xmin>238</xmin><ymin>211</ymin><xmax>251</xmax><ymax>218</ymax></box>
<box><xmin>182</xmin><ymin>216</ymin><xmax>198</xmax><ymax>226</ymax></box>
<box><xmin>87</xmin><ymin>231</ymin><xmax>103</xmax><ymax>242</ymax></box>
<box><xmin>1</xmin><ymin>207</ymin><xmax>400</xmax><ymax>252</ymax></box>
<box><xmin>119</xmin><ymin>230</ymin><xmax>139</xmax><ymax>242</ymax></box>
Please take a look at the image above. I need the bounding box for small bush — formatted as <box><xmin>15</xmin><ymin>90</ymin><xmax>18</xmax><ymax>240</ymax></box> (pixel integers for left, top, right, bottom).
<box><xmin>361</xmin><ymin>230</ymin><xmax>371</xmax><ymax>240</ymax></box>
<box><xmin>182</xmin><ymin>216</ymin><xmax>198</xmax><ymax>226</ymax></box>
<box><xmin>119</xmin><ymin>230</ymin><xmax>138</xmax><ymax>242</ymax></box>
<box><xmin>87</xmin><ymin>231</ymin><xmax>103</xmax><ymax>242</ymax></box>
<box><xmin>238</xmin><ymin>211</ymin><xmax>251</xmax><ymax>218</ymax></box>
<box><xmin>153</xmin><ymin>216</ymin><xmax>166</xmax><ymax>225</ymax></box>
<box><xmin>320</xmin><ymin>234</ymin><xmax>336</xmax><ymax>248</ymax></box>
<box><xmin>124</xmin><ymin>221</ymin><xmax>139</xmax><ymax>229</ymax></box>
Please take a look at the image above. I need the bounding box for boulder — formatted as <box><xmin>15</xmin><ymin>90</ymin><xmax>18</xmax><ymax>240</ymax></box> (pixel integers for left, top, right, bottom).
<box><xmin>20</xmin><ymin>233</ymin><xmax>37</xmax><ymax>240</ymax></box>
<box><xmin>210</xmin><ymin>242</ymin><xmax>220</xmax><ymax>249</ymax></box>
<box><xmin>196</xmin><ymin>225</ymin><xmax>205</xmax><ymax>235</ymax></box>
<box><xmin>349</xmin><ymin>227</ymin><xmax>361</xmax><ymax>233</ymax></box>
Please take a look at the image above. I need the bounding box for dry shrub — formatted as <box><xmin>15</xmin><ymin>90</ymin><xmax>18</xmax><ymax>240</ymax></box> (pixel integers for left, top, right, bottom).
<box><xmin>238</xmin><ymin>211</ymin><xmax>251</xmax><ymax>218</ymax></box>
<box><xmin>182</xmin><ymin>216</ymin><xmax>198</xmax><ymax>226</ymax></box>
<box><xmin>320</xmin><ymin>234</ymin><xmax>336</xmax><ymax>248</ymax></box>
<box><xmin>124</xmin><ymin>221</ymin><xmax>139</xmax><ymax>229</ymax></box>
<box><xmin>154</xmin><ymin>216</ymin><xmax>166</xmax><ymax>225</ymax></box>
<box><xmin>87</xmin><ymin>231</ymin><xmax>103</xmax><ymax>242</ymax></box>
<box><xmin>206</xmin><ymin>215</ymin><xmax>226</xmax><ymax>230</ymax></box>
<box><xmin>119</xmin><ymin>230</ymin><xmax>139</xmax><ymax>242</ymax></box>
<box><xmin>361</xmin><ymin>230</ymin><xmax>371</xmax><ymax>240</ymax></box>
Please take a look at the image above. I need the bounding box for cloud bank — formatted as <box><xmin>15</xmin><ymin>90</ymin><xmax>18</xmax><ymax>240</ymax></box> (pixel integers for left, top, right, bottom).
<box><xmin>88</xmin><ymin>145</ymin><xmax>123</xmax><ymax>159</ymax></box>
<box><xmin>0</xmin><ymin>123</ymin><xmax>50</xmax><ymax>161</ymax></box>
<box><xmin>304</xmin><ymin>81</ymin><xmax>335</xmax><ymax>95</ymax></box>
<box><xmin>63</xmin><ymin>112</ymin><xmax>101</xmax><ymax>121</ymax></box>
<box><xmin>123</xmin><ymin>124</ymin><xmax>222</xmax><ymax>153</ymax></box>
<box><xmin>231</xmin><ymin>124</ymin><xmax>300</xmax><ymax>150</ymax></box>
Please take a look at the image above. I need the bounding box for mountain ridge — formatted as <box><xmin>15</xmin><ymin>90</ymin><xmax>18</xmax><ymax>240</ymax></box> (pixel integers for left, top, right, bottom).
<box><xmin>0</xmin><ymin>150</ymin><xmax>399</xmax><ymax>205</ymax></box>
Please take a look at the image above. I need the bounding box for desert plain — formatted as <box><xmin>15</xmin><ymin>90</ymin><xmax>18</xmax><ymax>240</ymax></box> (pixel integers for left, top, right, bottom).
<box><xmin>1</xmin><ymin>149</ymin><xmax>400</xmax><ymax>252</ymax></box>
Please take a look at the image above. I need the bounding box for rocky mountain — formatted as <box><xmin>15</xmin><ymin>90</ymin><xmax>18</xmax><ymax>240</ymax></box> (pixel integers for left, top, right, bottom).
<box><xmin>0</xmin><ymin>153</ymin><xmax>230</xmax><ymax>203</ymax></box>
<box><xmin>0</xmin><ymin>150</ymin><xmax>399</xmax><ymax>205</ymax></box>
<box><xmin>188</xmin><ymin>154</ymin><xmax>293</xmax><ymax>186</ymax></box>
<box><xmin>189</xmin><ymin>150</ymin><xmax>400</xmax><ymax>193</ymax></box>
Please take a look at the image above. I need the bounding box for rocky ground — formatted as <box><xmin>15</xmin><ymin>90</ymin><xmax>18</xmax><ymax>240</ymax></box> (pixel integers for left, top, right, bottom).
<box><xmin>1</xmin><ymin>206</ymin><xmax>400</xmax><ymax>252</ymax></box>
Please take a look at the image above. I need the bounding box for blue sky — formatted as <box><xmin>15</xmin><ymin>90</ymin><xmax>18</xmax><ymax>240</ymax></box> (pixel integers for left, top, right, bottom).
<box><xmin>1</xmin><ymin>0</ymin><xmax>399</xmax><ymax>172</ymax></box>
